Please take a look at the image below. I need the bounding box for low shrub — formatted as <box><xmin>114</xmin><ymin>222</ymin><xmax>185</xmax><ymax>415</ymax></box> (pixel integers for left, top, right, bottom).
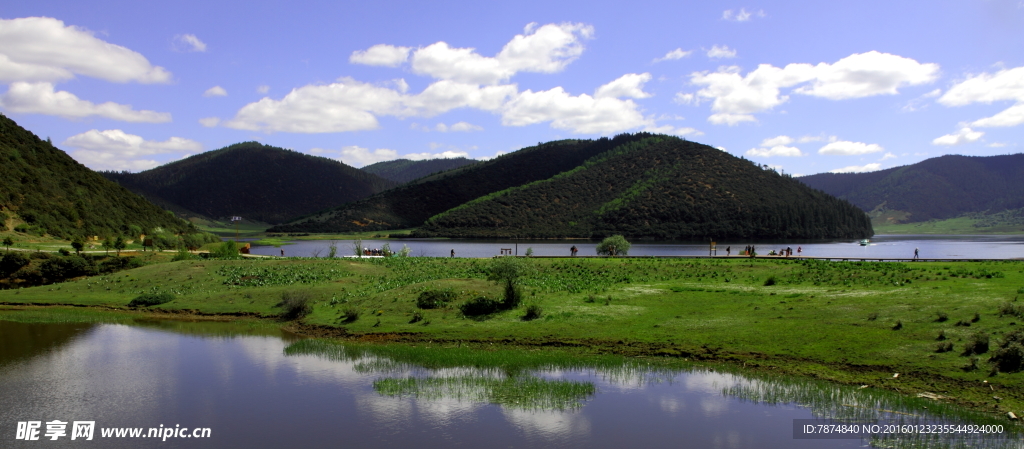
<box><xmin>935</xmin><ymin>342</ymin><xmax>954</xmax><ymax>353</ymax></box>
<box><xmin>866</xmin><ymin>312</ymin><xmax>878</xmax><ymax>321</ymax></box>
<box><xmin>128</xmin><ymin>293</ymin><xmax>175</xmax><ymax>307</ymax></box>
<box><xmin>961</xmin><ymin>331</ymin><xmax>990</xmax><ymax>356</ymax></box>
<box><xmin>460</xmin><ymin>296</ymin><xmax>501</xmax><ymax>316</ymax></box>
<box><xmin>990</xmin><ymin>343</ymin><xmax>1024</xmax><ymax>373</ymax></box>
<box><xmin>999</xmin><ymin>301</ymin><xmax>1024</xmax><ymax>318</ymax></box>
<box><xmin>522</xmin><ymin>304</ymin><xmax>542</xmax><ymax>321</ymax></box>
<box><xmin>763</xmin><ymin>276</ymin><xmax>776</xmax><ymax>286</ymax></box>
<box><xmin>936</xmin><ymin>330</ymin><xmax>947</xmax><ymax>341</ymax></box>
<box><xmin>342</xmin><ymin>307</ymin><xmax>360</xmax><ymax>323</ymax></box>
<box><xmin>99</xmin><ymin>256</ymin><xmax>143</xmax><ymax>273</ymax></box>
<box><xmin>416</xmin><ymin>289</ymin><xmax>457</xmax><ymax>309</ymax></box>
<box><xmin>279</xmin><ymin>291</ymin><xmax>313</xmax><ymax>320</ymax></box>
<box><xmin>0</xmin><ymin>252</ymin><xmax>30</xmax><ymax>277</ymax></box>
<box><xmin>934</xmin><ymin>312</ymin><xmax>948</xmax><ymax>322</ymax></box>
<box><xmin>409</xmin><ymin>311</ymin><xmax>423</xmax><ymax>323</ymax></box>
<box><xmin>892</xmin><ymin>320</ymin><xmax>903</xmax><ymax>330</ymax></box>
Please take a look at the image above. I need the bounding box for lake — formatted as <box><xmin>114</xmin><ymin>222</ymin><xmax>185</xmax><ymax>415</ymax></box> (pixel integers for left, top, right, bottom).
<box><xmin>0</xmin><ymin>320</ymin><xmax>1014</xmax><ymax>448</ymax></box>
<box><xmin>249</xmin><ymin>235</ymin><xmax>1024</xmax><ymax>259</ymax></box>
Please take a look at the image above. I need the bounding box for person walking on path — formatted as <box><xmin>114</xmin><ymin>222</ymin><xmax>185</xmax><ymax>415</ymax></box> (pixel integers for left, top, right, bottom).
<box><xmin>913</xmin><ymin>248</ymin><xmax>919</xmax><ymax>260</ymax></box>
<box><xmin>451</xmin><ymin>249</ymin><xmax>455</xmax><ymax>258</ymax></box>
<box><xmin>570</xmin><ymin>245</ymin><xmax>578</xmax><ymax>257</ymax></box>
<box><xmin>280</xmin><ymin>249</ymin><xmax>284</xmax><ymax>257</ymax></box>
<box><xmin>726</xmin><ymin>246</ymin><xmax>731</xmax><ymax>256</ymax></box>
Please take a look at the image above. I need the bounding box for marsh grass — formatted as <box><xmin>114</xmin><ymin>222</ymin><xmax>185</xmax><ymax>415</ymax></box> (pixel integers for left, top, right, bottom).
<box><xmin>374</xmin><ymin>375</ymin><xmax>596</xmax><ymax>411</ymax></box>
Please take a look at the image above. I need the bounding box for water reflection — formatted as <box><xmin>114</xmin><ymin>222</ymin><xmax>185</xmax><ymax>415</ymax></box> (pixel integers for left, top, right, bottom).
<box><xmin>1</xmin><ymin>319</ymin><xmax>1019</xmax><ymax>448</ymax></box>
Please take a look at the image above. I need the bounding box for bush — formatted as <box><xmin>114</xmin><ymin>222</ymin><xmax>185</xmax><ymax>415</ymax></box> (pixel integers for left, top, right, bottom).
<box><xmin>172</xmin><ymin>247</ymin><xmax>196</xmax><ymax>261</ymax></box>
<box><xmin>460</xmin><ymin>296</ymin><xmax>501</xmax><ymax>316</ymax></box>
<box><xmin>596</xmin><ymin>235</ymin><xmax>630</xmax><ymax>256</ymax></box>
<box><xmin>935</xmin><ymin>312</ymin><xmax>949</xmax><ymax>322</ymax></box>
<box><xmin>128</xmin><ymin>293</ymin><xmax>175</xmax><ymax>307</ymax></box>
<box><xmin>342</xmin><ymin>307</ymin><xmax>360</xmax><ymax>323</ymax></box>
<box><xmin>892</xmin><ymin>320</ymin><xmax>903</xmax><ymax>330</ymax></box>
<box><xmin>416</xmin><ymin>289</ymin><xmax>457</xmax><ymax>309</ymax></box>
<box><xmin>99</xmin><ymin>256</ymin><xmax>143</xmax><ymax>273</ymax></box>
<box><xmin>990</xmin><ymin>343</ymin><xmax>1024</xmax><ymax>373</ymax></box>
<box><xmin>0</xmin><ymin>252</ymin><xmax>30</xmax><ymax>277</ymax></box>
<box><xmin>212</xmin><ymin>240</ymin><xmax>240</xmax><ymax>258</ymax></box>
<box><xmin>935</xmin><ymin>342</ymin><xmax>954</xmax><ymax>353</ymax></box>
<box><xmin>409</xmin><ymin>311</ymin><xmax>423</xmax><ymax>323</ymax></box>
<box><xmin>279</xmin><ymin>291</ymin><xmax>313</xmax><ymax>320</ymax></box>
<box><xmin>763</xmin><ymin>276</ymin><xmax>776</xmax><ymax>286</ymax></box>
<box><xmin>999</xmin><ymin>301</ymin><xmax>1024</xmax><ymax>318</ymax></box>
<box><xmin>503</xmin><ymin>282</ymin><xmax>524</xmax><ymax>310</ymax></box>
<box><xmin>522</xmin><ymin>304</ymin><xmax>542</xmax><ymax>321</ymax></box>
<box><xmin>40</xmin><ymin>255</ymin><xmax>94</xmax><ymax>280</ymax></box>
<box><xmin>962</xmin><ymin>331</ymin><xmax>990</xmax><ymax>356</ymax></box>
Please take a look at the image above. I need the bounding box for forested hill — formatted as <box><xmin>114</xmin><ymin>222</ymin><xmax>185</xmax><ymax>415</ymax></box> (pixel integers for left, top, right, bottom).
<box><xmin>361</xmin><ymin>157</ymin><xmax>480</xmax><ymax>184</ymax></box>
<box><xmin>268</xmin><ymin>134</ymin><xmax>658</xmax><ymax>233</ymax></box>
<box><xmin>0</xmin><ymin>114</ymin><xmax>194</xmax><ymax>239</ymax></box>
<box><xmin>418</xmin><ymin>136</ymin><xmax>872</xmax><ymax>240</ymax></box>
<box><xmin>798</xmin><ymin>154</ymin><xmax>1024</xmax><ymax>223</ymax></box>
<box><xmin>102</xmin><ymin>142</ymin><xmax>397</xmax><ymax>224</ymax></box>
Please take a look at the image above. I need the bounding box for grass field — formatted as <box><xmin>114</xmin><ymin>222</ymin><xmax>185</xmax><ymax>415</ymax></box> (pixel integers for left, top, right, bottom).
<box><xmin>3</xmin><ymin>255</ymin><xmax>1024</xmax><ymax>418</ymax></box>
<box><xmin>874</xmin><ymin>216</ymin><xmax>1024</xmax><ymax>235</ymax></box>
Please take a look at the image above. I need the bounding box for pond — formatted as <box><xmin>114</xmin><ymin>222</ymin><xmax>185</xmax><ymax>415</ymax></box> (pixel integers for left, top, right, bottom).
<box><xmin>249</xmin><ymin>235</ymin><xmax>1024</xmax><ymax>260</ymax></box>
<box><xmin>0</xmin><ymin>319</ymin><xmax>1016</xmax><ymax>448</ymax></box>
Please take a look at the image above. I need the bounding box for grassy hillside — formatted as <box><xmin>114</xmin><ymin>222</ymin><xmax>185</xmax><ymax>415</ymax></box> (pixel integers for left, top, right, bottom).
<box><xmin>269</xmin><ymin>134</ymin><xmax>656</xmax><ymax>233</ymax></box>
<box><xmin>0</xmin><ymin>113</ymin><xmax>195</xmax><ymax>239</ymax></box>
<box><xmin>799</xmin><ymin>154</ymin><xmax>1024</xmax><ymax>224</ymax></box>
<box><xmin>420</xmin><ymin>136</ymin><xmax>872</xmax><ymax>239</ymax></box>
<box><xmin>361</xmin><ymin>157</ymin><xmax>480</xmax><ymax>184</ymax></box>
<box><xmin>102</xmin><ymin>142</ymin><xmax>397</xmax><ymax>224</ymax></box>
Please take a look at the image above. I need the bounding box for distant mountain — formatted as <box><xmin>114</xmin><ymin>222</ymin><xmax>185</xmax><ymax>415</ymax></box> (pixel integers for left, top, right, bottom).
<box><xmin>102</xmin><ymin>142</ymin><xmax>397</xmax><ymax>224</ymax></box>
<box><xmin>419</xmin><ymin>136</ymin><xmax>872</xmax><ymax>240</ymax></box>
<box><xmin>799</xmin><ymin>154</ymin><xmax>1024</xmax><ymax>223</ymax></box>
<box><xmin>361</xmin><ymin>157</ymin><xmax>480</xmax><ymax>184</ymax></box>
<box><xmin>0</xmin><ymin>113</ymin><xmax>194</xmax><ymax>239</ymax></box>
<box><xmin>268</xmin><ymin>134</ymin><xmax>658</xmax><ymax>233</ymax></box>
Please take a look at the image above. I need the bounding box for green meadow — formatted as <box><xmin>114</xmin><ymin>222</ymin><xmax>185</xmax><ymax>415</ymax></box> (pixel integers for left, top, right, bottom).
<box><xmin>3</xmin><ymin>255</ymin><xmax>1024</xmax><ymax>417</ymax></box>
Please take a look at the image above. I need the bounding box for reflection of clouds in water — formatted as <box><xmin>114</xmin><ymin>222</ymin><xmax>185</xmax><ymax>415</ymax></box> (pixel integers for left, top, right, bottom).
<box><xmin>415</xmin><ymin>396</ymin><xmax>481</xmax><ymax>425</ymax></box>
<box><xmin>502</xmin><ymin>408</ymin><xmax>590</xmax><ymax>440</ymax></box>
<box><xmin>684</xmin><ymin>370</ymin><xmax>740</xmax><ymax>394</ymax></box>
<box><xmin>700</xmin><ymin>396</ymin><xmax>730</xmax><ymax>417</ymax></box>
<box><xmin>233</xmin><ymin>338</ymin><xmax>370</xmax><ymax>388</ymax></box>
<box><xmin>659</xmin><ymin>396</ymin><xmax>686</xmax><ymax>414</ymax></box>
<box><xmin>356</xmin><ymin>392</ymin><xmax>413</xmax><ymax>423</ymax></box>
<box><xmin>712</xmin><ymin>430</ymin><xmax>742</xmax><ymax>449</ymax></box>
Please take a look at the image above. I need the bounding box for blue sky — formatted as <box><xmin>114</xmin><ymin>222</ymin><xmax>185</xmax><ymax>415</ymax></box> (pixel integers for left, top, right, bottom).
<box><xmin>1</xmin><ymin>0</ymin><xmax>1022</xmax><ymax>176</ymax></box>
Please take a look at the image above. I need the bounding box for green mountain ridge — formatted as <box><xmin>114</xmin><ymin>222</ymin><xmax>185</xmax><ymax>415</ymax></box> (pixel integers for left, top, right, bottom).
<box><xmin>798</xmin><ymin>154</ymin><xmax>1024</xmax><ymax>224</ymax></box>
<box><xmin>419</xmin><ymin>136</ymin><xmax>872</xmax><ymax>239</ymax></box>
<box><xmin>361</xmin><ymin>157</ymin><xmax>480</xmax><ymax>184</ymax></box>
<box><xmin>269</xmin><ymin>134</ymin><xmax>657</xmax><ymax>233</ymax></box>
<box><xmin>0</xmin><ymin>113</ymin><xmax>195</xmax><ymax>239</ymax></box>
<box><xmin>102</xmin><ymin>142</ymin><xmax>398</xmax><ymax>224</ymax></box>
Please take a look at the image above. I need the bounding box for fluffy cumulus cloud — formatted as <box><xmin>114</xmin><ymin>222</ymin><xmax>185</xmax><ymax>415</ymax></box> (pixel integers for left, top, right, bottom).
<box><xmin>0</xmin><ymin>17</ymin><xmax>171</xmax><ymax>84</ymax></box>
<box><xmin>1</xmin><ymin>82</ymin><xmax>171</xmax><ymax>122</ymax></box>
<box><xmin>437</xmin><ymin>121</ymin><xmax>482</xmax><ymax>132</ymax></box>
<box><xmin>829</xmin><ymin>163</ymin><xmax>882</xmax><ymax>173</ymax></box>
<box><xmin>818</xmin><ymin>140</ymin><xmax>884</xmax><ymax>155</ymax></box>
<box><xmin>654</xmin><ymin>48</ymin><xmax>692</xmax><ymax>63</ymax></box>
<box><xmin>706</xmin><ymin>45</ymin><xmax>737</xmax><ymax>59</ymax></box>
<box><xmin>722</xmin><ymin>8</ymin><xmax>765</xmax><ymax>22</ymax></box>
<box><xmin>501</xmin><ymin>73</ymin><xmax>655</xmax><ymax>134</ymax></box>
<box><xmin>939</xmin><ymin>67</ymin><xmax>1024</xmax><ymax>128</ymax></box>
<box><xmin>173</xmin><ymin>34</ymin><xmax>207</xmax><ymax>52</ymax></box>
<box><xmin>932</xmin><ymin>127</ymin><xmax>984</xmax><ymax>146</ymax></box>
<box><xmin>745</xmin><ymin>135</ymin><xmax>803</xmax><ymax>157</ymax></box>
<box><xmin>405</xmin><ymin>22</ymin><xmax>593</xmax><ymax>85</ymax></box>
<box><xmin>63</xmin><ymin>129</ymin><xmax>201</xmax><ymax>171</ymax></box>
<box><xmin>203</xmin><ymin>85</ymin><xmax>227</xmax><ymax>97</ymax></box>
<box><xmin>594</xmin><ymin>73</ymin><xmax>653</xmax><ymax>99</ymax></box>
<box><xmin>310</xmin><ymin>146</ymin><xmax>470</xmax><ymax>167</ymax></box>
<box><xmin>690</xmin><ymin>51</ymin><xmax>939</xmax><ymax>125</ymax></box>
<box><xmin>350</xmin><ymin>44</ymin><xmax>411</xmax><ymax>67</ymax></box>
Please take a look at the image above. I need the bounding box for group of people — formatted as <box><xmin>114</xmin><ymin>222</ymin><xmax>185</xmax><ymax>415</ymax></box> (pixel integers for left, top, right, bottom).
<box><xmin>727</xmin><ymin>245</ymin><xmax>802</xmax><ymax>257</ymax></box>
<box><xmin>767</xmin><ymin>247</ymin><xmax>800</xmax><ymax>257</ymax></box>
<box><xmin>364</xmin><ymin>248</ymin><xmax>386</xmax><ymax>256</ymax></box>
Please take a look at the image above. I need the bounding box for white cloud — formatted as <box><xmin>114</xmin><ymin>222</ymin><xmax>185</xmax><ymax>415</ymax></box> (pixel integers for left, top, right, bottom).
<box><xmin>642</xmin><ymin>124</ymin><xmax>703</xmax><ymax>137</ymax></box>
<box><xmin>225</xmin><ymin>77</ymin><xmax>516</xmax><ymax>133</ymax></box>
<box><xmin>988</xmin><ymin>142</ymin><xmax>1008</xmax><ymax>148</ymax></box>
<box><xmin>654</xmin><ymin>48</ymin><xmax>692</xmax><ymax>63</ymax></box>
<box><xmin>880</xmin><ymin>152</ymin><xmax>897</xmax><ymax>160</ymax></box>
<box><xmin>1</xmin><ymin>82</ymin><xmax>171</xmax><ymax>122</ymax></box>
<box><xmin>198</xmin><ymin>117</ymin><xmax>220</xmax><ymax>127</ymax></box>
<box><xmin>203</xmin><ymin>85</ymin><xmax>227</xmax><ymax>97</ymax></box>
<box><xmin>760</xmin><ymin>135</ymin><xmax>794</xmax><ymax>147</ymax></box>
<box><xmin>501</xmin><ymin>86</ymin><xmax>647</xmax><ymax>134</ymax></box>
<box><xmin>691</xmin><ymin>51</ymin><xmax>938</xmax><ymax>124</ymax></box>
<box><xmin>829</xmin><ymin>163</ymin><xmax>882</xmax><ymax>173</ymax></box>
<box><xmin>745</xmin><ymin>145</ymin><xmax>803</xmax><ymax>157</ymax></box>
<box><xmin>818</xmin><ymin>140</ymin><xmax>884</xmax><ymax>155</ymax></box>
<box><xmin>932</xmin><ymin>127</ymin><xmax>984</xmax><ymax>146</ymax></box>
<box><xmin>0</xmin><ymin>17</ymin><xmax>172</xmax><ymax>84</ymax></box>
<box><xmin>706</xmin><ymin>45</ymin><xmax>737</xmax><ymax>59</ymax></box>
<box><xmin>173</xmin><ymin>34</ymin><xmax>207</xmax><ymax>52</ymax></box>
<box><xmin>410</xmin><ymin>22</ymin><xmax>593</xmax><ymax>84</ymax></box>
<box><xmin>350</xmin><ymin>44</ymin><xmax>411</xmax><ymax>67</ymax></box>
<box><xmin>674</xmin><ymin>93</ymin><xmax>695</xmax><ymax>105</ymax></box>
<box><xmin>723</xmin><ymin>8</ymin><xmax>765</xmax><ymax>21</ymax></box>
<box><xmin>311</xmin><ymin>145</ymin><xmax>470</xmax><ymax>167</ymax></box>
<box><xmin>594</xmin><ymin>73</ymin><xmax>653</xmax><ymax>99</ymax></box>
<box><xmin>257</xmin><ymin>85</ymin><xmax>270</xmax><ymax>94</ymax></box>
<box><xmin>63</xmin><ymin>129</ymin><xmax>201</xmax><ymax>171</ymax></box>
<box><xmin>437</xmin><ymin>121</ymin><xmax>482</xmax><ymax>132</ymax></box>
<box><xmin>937</xmin><ymin>67</ymin><xmax>1024</xmax><ymax>127</ymax></box>
<box><xmin>971</xmin><ymin>103</ymin><xmax>1024</xmax><ymax>127</ymax></box>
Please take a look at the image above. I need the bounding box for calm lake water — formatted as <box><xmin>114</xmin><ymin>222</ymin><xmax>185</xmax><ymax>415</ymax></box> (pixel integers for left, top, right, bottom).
<box><xmin>250</xmin><ymin>235</ymin><xmax>1024</xmax><ymax>259</ymax></box>
<box><xmin>0</xmin><ymin>320</ymin><xmax>1014</xmax><ymax>448</ymax></box>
